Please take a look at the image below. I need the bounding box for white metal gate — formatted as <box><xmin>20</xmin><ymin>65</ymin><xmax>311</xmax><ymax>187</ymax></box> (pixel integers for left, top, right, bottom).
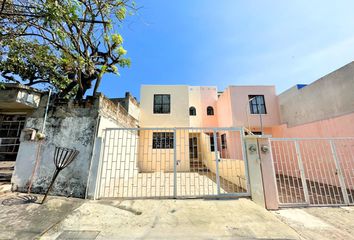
<box><xmin>96</xmin><ymin>127</ymin><xmax>250</xmax><ymax>199</ymax></box>
<box><xmin>270</xmin><ymin>138</ymin><xmax>354</xmax><ymax>207</ymax></box>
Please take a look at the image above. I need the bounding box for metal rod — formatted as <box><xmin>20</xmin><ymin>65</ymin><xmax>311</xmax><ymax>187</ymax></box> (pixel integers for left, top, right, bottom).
<box><xmin>330</xmin><ymin>140</ymin><xmax>350</xmax><ymax>205</ymax></box>
<box><xmin>173</xmin><ymin>128</ymin><xmax>177</xmax><ymax>198</ymax></box>
<box><xmin>213</xmin><ymin>129</ymin><xmax>221</xmax><ymax>195</ymax></box>
<box><xmin>41</xmin><ymin>169</ymin><xmax>59</xmax><ymax>204</ymax></box>
<box><xmin>294</xmin><ymin>141</ymin><xmax>310</xmax><ymax>204</ymax></box>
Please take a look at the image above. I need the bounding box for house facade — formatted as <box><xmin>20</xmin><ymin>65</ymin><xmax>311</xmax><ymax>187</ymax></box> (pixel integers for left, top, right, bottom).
<box><xmin>135</xmin><ymin>84</ymin><xmax>280</xmax><ymax>190</ymax></box>
<box><xmin>140</xmin><ymin>61</ymin><xmax>354</xmax><ymax>138</ymax></box>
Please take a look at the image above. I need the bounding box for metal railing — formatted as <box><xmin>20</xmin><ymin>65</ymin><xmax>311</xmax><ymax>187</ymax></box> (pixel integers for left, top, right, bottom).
<box><xmin>96</xmin><ymin>127</ymin><xmax>250</xmax><ymax>199</ymax></box>
<box><xmin>270</xmin><ymin>137</ymin><xmax>354</xmax><ymax>207</ymax></box>
<box><xmin>0</xmin><ymin>137</ymin><xmax>20</xmax><ymax>154</ymax></box>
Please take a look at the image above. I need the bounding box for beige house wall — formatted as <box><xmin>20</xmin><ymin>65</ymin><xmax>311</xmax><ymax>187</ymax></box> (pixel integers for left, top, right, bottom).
<box><xmin>189</xmin><ymin>87</ymin><xmax>203</xmax><ymax>127</ymax></box>
<box><xmin>140</xmin><ymin>85</ymin><xmax>190</xmax><ymax>127</ymax></box>
<box><xmin>199</xmin><ymin>132</ymin><xmax>247</xmax><ymax>190</ymax></box>
<box><xmin>137</xmin><ymin>129</ymin><xmax>190</xmax><ymax>172</ymax></box>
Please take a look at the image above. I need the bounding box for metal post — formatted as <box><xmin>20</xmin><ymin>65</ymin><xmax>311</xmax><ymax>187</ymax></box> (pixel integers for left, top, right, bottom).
<box><xmin>213</xmin><ymin>129</ymin><xmax>221</xmax><ymax>195</ymax></box>
<box><xmin>240</xmin><ymin>127</ymin><xmax>251</xmax><ymax>194</ymax></box>
<box><xmin>41</xmin><ymin>169</ymin><xmax>59</xmax><ymax>204</ymax></box>
<box><xmin>330</xmin><ymin>140</ymin><xmax>350</xmax><ymax>205</ymax></box>
<box><xmin>173</xmin><ymin>128</ymin><xmax>177</xmax><ymax>198</ymax></box>
<box><xmin>294</xmin><ymin>141</ymin><xmax>310</xmax><ymax>204</ymax></box>
<box><xmin>95</xmin><ymin>130</ymin><xmax>108</xmax><ymax>200</ymax></box>
<box><xmin>257</xmin><ymin>102</ymin><xmax>263</xmax><ymax>135</ymax></box>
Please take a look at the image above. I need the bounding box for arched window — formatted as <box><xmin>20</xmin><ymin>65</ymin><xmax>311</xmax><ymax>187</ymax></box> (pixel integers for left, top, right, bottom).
<box><xmin>207</xmin><ymin>106</ymin><xmax>214</xmax><ymax>116</ymax></box>
<box><xmin>189</xmin><ymin>106</ymin><xmax>196</xmax><ymax>116</ymax></box>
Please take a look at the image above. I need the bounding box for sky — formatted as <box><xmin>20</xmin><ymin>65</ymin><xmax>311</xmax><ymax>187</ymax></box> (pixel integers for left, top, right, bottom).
<box><xmin>94</xmin><ymin>0</ymin><xmax>354</xmax><ymax>100</ymax></box>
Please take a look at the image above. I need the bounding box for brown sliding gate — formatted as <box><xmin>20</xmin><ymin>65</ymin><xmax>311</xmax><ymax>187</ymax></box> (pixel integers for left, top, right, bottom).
<box><xmin>96</xmin><ymin>127</ymin><xmax>250</xmax><ymax>199</ymax></box>
<box><xmin>270</xmin><ymin>138</ymin><xmax>354</xmax><ymax>207</ymax></box>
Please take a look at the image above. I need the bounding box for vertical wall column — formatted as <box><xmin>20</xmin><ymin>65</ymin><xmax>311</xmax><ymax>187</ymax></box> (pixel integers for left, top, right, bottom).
<box><xmin>245</xmin><ymin>137</ymin><xmax>265</xmax><ymax>208</ymax></box>
<box><xmin>257</xmin><ymin>138</ymin><xmax>279</xmax><ymax>210</ymax></box>
<box><xmin>245</xmin><ymin>136</ymin><xmax>279</xmax><ymax>210</ymax></box>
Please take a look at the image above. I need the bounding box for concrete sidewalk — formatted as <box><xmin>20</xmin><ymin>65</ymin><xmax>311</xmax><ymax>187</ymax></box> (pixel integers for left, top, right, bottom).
<box><xmin>274</xmin><ymin>207</ymin><xmax>354</xmax><ymax>240</ymax></box>
<box><xmin>40</xmin><ymin>198</ymin><xmax>300</xmax><ymax>240</ymax></box>
<box><xmin>1</xmin><ymin>187</ymin><xmax>354</xmax><ymax>240</ymax></box>
<box><xmin>0</xmin><ymin>191</ymin><xmax>83</xmax><ymax>240</ymax></box>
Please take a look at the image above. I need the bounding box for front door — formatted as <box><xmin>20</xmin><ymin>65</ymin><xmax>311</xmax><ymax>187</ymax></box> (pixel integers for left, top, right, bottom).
<box><xmin>189</xmin><ymin>137</ymin><xmax>198</xmax><ymax>159</ymax></box>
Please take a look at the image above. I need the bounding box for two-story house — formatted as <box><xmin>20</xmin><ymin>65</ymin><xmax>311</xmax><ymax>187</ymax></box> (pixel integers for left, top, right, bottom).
<box><xmin>137</xmin><ymin>84</ymin><xmax>280</xmax><ymax>192</ymax></box>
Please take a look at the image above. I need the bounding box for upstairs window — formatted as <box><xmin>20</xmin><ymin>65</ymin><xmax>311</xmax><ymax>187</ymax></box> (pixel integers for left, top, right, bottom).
<box><xmin>249</xmin><ymin>95</ymin><xmax>267</xmax><ymax>114</ymax></box>
<box><xmin>154</xmin><ymin>94</ymin><xmax>170</xmax><ymax>114</ymax></box>
<box><xmin>189</xmin><ymin>107</ymin><xmax>196</xmax><ymax>116</ymax></box>
<box><xmin>152</xmin><ymin>132</ymin><xmax>174</xmax><ymax>149</ymax></box>
<box><xmin>207</xmin><ymin>106</ymin><xmax>214</xmax><ymax>116</ymax></box>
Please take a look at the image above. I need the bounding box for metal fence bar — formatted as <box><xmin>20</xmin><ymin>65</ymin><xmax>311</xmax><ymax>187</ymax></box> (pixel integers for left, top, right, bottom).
<box><xmin>294</xmin><ymin>141</ymin><xmax>310</xmax><ymax>204</ymax></box>
<box><xmin>241</xmin><ymin>128</ymin><xmax>251</xmax><ymax>195</ymax></box>
<box><xmin>96</xmin><ymin>127</ymin><xmax>250</xmax><ymax>200</ymax></box>
<box><xmin>173</xmin><ymin>128</ymin><xmax>177</xmax><ymax>198</ymax></box>
<box><xmin>270</xmin><ymin>137</ymin><xmax>354</xmax><ymax>207</ymax></box>
<box><xmin>330</xmin><ymin>140</ymin><xmax>350</xmax><ymax>205</ymax></box>
<box><xmin>270</xmin><ymin>137</ymin><xmax>354</xmax><ymax>141</ymax></box>
<box><xmin>213</xmin><ymin>129</ymin><xmax>221</xmax><ymax>195</ymax></box>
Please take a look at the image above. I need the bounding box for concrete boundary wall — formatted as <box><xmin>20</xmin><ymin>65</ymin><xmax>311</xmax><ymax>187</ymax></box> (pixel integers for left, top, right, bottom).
<box><xmin>12</xmin><ymin>94</ymin><xmax>138</xmax><ymax>199</ymax></box>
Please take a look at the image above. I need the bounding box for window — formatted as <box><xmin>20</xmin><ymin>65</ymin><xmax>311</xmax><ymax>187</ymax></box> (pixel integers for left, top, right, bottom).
<box><xmin>244</xmin><ymin>131</ymin><xmax>262</xmax><ymax>136</ymax></box>
<box><xmin>207</xmin><ymin>106</ymin><xmax>214</xmax><ymax>115</ymax></box>
<box><xmin>189</xmin><ymin>106</ymin><xmax>196</xmax><ymax>116</ymax></box>
<box><xmin>152</xmin><ymin>132</ymin><xmax>174</xmax><ymax>149</ymax></box>
<box><xmin>221</xmin><ymin>134</ymin><xmax>227</xmax><ymax>149</ymax></box>
<box><xmin>153</xmin><ymin>94</ymin><xmax>170</xmax><ymax>114</ymax></box>
<box><xmin>209</xmin><ymin>135</ymin><xmax>215</xmax><ymax>152</ymax></box>
<box><xmin>249</xmin><ymin>95</ymin><xmax>267</xmax><ymax>114</ymax></box>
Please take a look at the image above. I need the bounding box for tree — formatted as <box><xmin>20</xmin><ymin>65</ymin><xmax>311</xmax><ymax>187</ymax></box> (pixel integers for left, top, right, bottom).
<box><xmin>0</xmin><ymin>39</ymin><xmax>71</xmax><ymax>91</ymax></box>
<box><xmin>0</xmin><ymin>0</ymin><xmax>135</xmax><ymax>99</ymax></box>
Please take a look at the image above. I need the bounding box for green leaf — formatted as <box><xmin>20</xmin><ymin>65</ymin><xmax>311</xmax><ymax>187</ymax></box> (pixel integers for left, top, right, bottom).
<box><xmin>112</xmin><ymin>34</ymin><xmax>124</xmax><ymax>45</ymax></box>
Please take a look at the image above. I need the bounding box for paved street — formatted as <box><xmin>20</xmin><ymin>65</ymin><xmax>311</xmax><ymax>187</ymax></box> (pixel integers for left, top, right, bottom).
<box><xmin>1</xmin><ymin>185</ymin><xmax>354</xmax><ymax>240</ymax></box>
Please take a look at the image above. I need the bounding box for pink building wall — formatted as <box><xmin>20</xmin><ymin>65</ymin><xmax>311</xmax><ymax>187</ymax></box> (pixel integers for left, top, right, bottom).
<box><xmin>216</xmin><ymin>86</ymin><xmax>280</xmax><ymax>132</ymax></box>
<box><xmin>200</xmin><ymin>87</ymin><xmax>218</xmax><ymax>127</ymax></box>
<box><xmin>189</xmin><ymin>86</ymin><xmax>218</xmax><ymax>128</ymax></box>
<box><xmin>228</xmin><ymin>86</ymin><xmax>281</xmax><ymax>128</ymax></box>
<box><xmin>216</xmin><ymin>88</ymin><xmax>233</xmax><ymax>127</ymax></box>
<box><xmin>271</xmin><ymin>112</ymin><xmax>354</xmax><ymax>138</ymax></box>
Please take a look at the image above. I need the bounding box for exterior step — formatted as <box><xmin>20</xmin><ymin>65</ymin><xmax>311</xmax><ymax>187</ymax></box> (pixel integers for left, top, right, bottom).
<box><xmin>0</xmin><ymin>162</ymin><xmax>15</xmax><ymax>182</ymax></box>
<box><xmin>0</xmin><ymin>161</ymin><xmax>15</xmax><ymax>171</ymax></box>
<box><xmin>0</xmin><ymin>172</ymin><xmax>12</xmax><ymax>182</ymax></box>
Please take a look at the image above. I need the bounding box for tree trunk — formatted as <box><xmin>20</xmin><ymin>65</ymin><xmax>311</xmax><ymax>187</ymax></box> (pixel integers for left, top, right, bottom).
<box><xmin>59</xmin><ymin>81</ymin><xmax>77</xmax><ymax>98</ymax></box>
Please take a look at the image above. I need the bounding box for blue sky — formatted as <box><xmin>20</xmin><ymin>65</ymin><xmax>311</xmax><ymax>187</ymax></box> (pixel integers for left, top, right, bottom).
<box><xmin>96</xmin><ymin>0</ymin><xmax>354</xmax><ymax>100</ymax></box>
